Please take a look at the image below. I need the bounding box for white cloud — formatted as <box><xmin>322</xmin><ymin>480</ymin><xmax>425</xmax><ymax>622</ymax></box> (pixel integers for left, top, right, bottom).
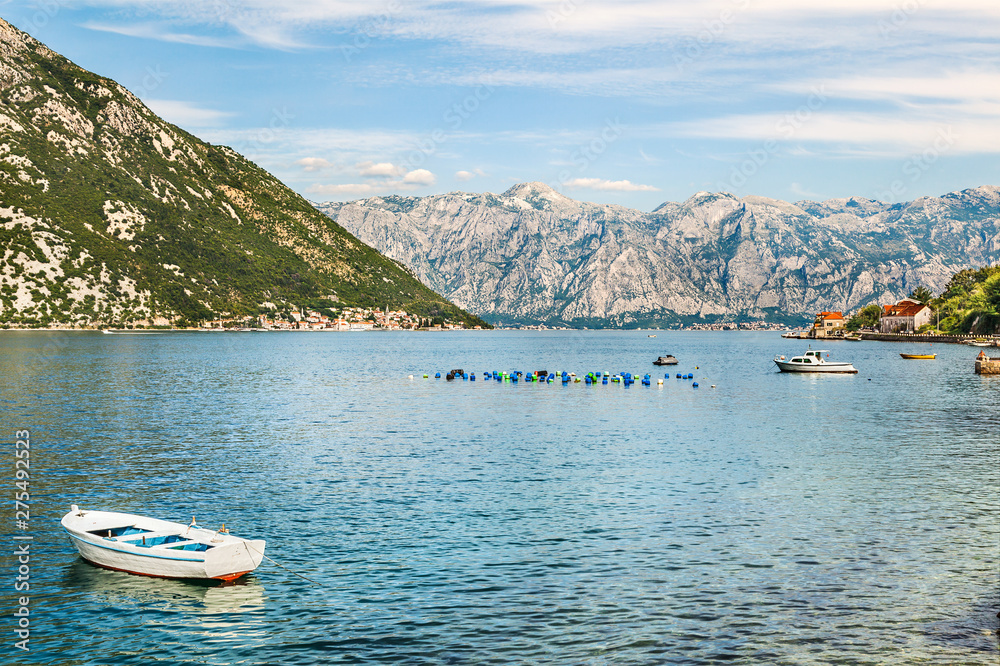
<box><xmin>358</xmin><ymin>161</ymin><xmax>404</xmax><ymax>177</ymax></box>
<box><xmin>74</xmin><ymin>1</ymin><xmax>1000</xmax><ymax>55</ymax></box>
<box><xmin>306</xmin><ymin>183</ymin><xmax>378</xmax><ymax>196</ymax></box>
<box><xmin>402</xmin><ymin>168</ymin><xmax>436</xmax><ymax>186</ymax></box>
<box><xmin>80</xmin><ymin>21</ymin><xmax>240</xmax><ymax>48</ymax></box>
<box><xmin>296</xmin><ymin>157</ymin><xmax>334</xmax><ymax>172</ymax></box>
<box><xmin>669</xmin><ymin>113</ymin><xmax>1000</xmax><ymax>155</ymax></box>
<box><xmin>142</xmin><ymin>99</ymin><xmax>235</xmax><ymax>127</ymax></box>
<box><xmin>455</xmin><ymin>168</ymin><xmax>486</xmax><ymax>181</ymax></box>
<box><xmin>305</xmin><ymin>167</ymin><xmax>437</xmax><ymax>201</ymax></box>
<box><xmin>562</xmin><ymin>178</ymin><xmax>660</xmax><ymax>192</ymax></box>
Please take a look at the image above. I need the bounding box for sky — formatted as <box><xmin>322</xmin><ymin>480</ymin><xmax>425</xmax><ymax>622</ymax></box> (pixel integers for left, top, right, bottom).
<box><xmin>4</xmin><ymin>0</ymin><xmax>999</xmax><ymax>210</ymax></box>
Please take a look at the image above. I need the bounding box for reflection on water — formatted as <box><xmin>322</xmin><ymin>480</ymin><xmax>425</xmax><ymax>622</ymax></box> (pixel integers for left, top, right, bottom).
<box><xmin>0</xmin><ymin>330</ymin><xmax>997</xmax><ymax>664</ymax></box>
<box><xmin>65</xmin><ymin>560</ymin><xmax>266</xmax><ymax>614</ymax></box>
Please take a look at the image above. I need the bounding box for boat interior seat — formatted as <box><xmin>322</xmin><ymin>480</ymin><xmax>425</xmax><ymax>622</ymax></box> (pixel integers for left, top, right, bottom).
<box><xmin>88</xmin><ymin>525</ymin><xmax>152</xmax><ymax>538</ymax></box>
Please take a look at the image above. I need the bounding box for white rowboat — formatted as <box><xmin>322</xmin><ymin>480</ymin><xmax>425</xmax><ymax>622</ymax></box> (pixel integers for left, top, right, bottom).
<box><xmin>773</xmin><ymin>349</ymin><xmax>858</xmax><ymax>374</ymax></box>
<box><xmin>61</xmin><ymin>505</ymin><xmax>265</xmax><ymax>581</ymax></box>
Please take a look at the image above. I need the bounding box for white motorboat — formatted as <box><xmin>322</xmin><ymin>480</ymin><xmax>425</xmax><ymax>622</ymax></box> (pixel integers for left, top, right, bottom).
<box><xmin>61</xmin><ymin>505</ymin><xmax>265</xmax><ymax>581</ymax></box>
<box><xmin>773</xmin><ymin>349</ymin><xmax>858</xmax><ymax>374</ymax></box>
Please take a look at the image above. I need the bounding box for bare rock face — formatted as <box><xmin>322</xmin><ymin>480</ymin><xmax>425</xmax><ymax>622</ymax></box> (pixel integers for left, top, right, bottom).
<box><xmin>318</xmin><ymin>183</ymin><xmax>1000</xmax><ymax>325</ymax></box>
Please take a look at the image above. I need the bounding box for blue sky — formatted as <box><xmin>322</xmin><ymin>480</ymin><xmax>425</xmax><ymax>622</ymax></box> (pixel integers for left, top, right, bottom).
<box><xmin>5</xmin><ymin>0</ymin><xmax>999</xmax><ymax>210</ymax></box>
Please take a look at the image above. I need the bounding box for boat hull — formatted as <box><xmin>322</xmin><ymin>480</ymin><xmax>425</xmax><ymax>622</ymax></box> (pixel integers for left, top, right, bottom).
<box><xmin>62</xmin><ymin>508</ymin><xmax>264</xmax><ymax>581</ymax></box>
<box><xmin>774</xmin><ymin>360</ymin><xmax>858</xmax><ymax>373</ymax></box>
<box><xmin>900</xmin><ymin>354</ymin><xmax>935</xmax><ymax>359</ymax></box>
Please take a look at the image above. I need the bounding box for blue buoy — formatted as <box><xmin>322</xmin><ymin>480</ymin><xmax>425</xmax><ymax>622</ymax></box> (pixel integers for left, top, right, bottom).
<box><xmin>676</xmin><ymin>373</ymin><xmax>682</xmax><ymax>379</ymax></box>
<box><xmin>470</xmin><ymin>374</ymin><xmax>475</xmax><ymax>381</ymax></box>
<box><xmin>435</xmin><ymin>372</ymin><xmax>441</xmax><ymax>378</ymax></box>
<box><xmin>693</xmin><ymin>382</ymin><xmax>699</xmax><ymax>388</ymax></box>
<box><xmin>602</xmin><ymin>378</ymin><xmax>608</xmax><ymax>384</ymax></box>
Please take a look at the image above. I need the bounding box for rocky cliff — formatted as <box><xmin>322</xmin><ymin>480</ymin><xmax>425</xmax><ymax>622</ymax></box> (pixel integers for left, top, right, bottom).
<box><xmin>319</xmin><ymin>183</ymin><xmax>1000</xmax><ymax>326</ymax></box>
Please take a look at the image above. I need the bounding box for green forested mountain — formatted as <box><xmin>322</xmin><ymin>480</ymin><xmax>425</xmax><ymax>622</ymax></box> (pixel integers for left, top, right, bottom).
<box><xmin>0</xmin><ymin>17</ymin><xmax>488</xmax><ymax>328</ymax></box>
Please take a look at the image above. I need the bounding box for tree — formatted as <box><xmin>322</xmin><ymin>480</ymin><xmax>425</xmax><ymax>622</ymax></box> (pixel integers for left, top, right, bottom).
<box><xmin>846</xmin><ymin>303</ymin><xmax>882</xmax><ymax>331</ymax></box>
<box><xmin>983</xmin><ymin>273</ymin><xmax>1000</xmax><ymax>313</ymax></box>
<box><xmin>908</xmin><ymin>286</ymin><xmax>934</xmax><ymax>304</ymax></box>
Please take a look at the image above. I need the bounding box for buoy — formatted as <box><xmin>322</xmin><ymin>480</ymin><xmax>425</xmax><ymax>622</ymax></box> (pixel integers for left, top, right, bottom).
<box><xmin>693</xmin><ymin>382</ymin><xmax>699</xmax><ymax>388</ymax></box>
<box><xmin>446</xmin><ymin>373</ymin><xmax>454</xmax><ymax>381</ymax></box>
<box><xmin>435</xmin><ymin>372</ymin><xmax>441</xmax><ymax>379</ymax></box>
<box><xmin>408</xmin><ymin>375</ymin><xmax>413</xmax><ymax>379</ymax></box>
<box><xmin>423</xmin><ymin>374</ymin><xmax>428</xmax><ymax>378</ymax></box>
<box><xmin>676</xmin><ymin>373</ymin><xmax>682</xmax><ymax>379</ymax></box>
<box><xmin>602</xmin><ymin>378</ymin><xmax>608</xmax><ymax>384</ymax></box>
<box><xmin>657</xmin><ymin>379</ymin><xmax>663</xmax><ymax>385</ymax></box>
<box><xmin>711</xmin><ymin>385</ymin><xmax>716</xmax><ymax>388</ymax></box>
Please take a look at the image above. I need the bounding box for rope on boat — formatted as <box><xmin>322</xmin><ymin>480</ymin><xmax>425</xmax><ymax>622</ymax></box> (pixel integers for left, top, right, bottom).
<box><xmin>243</xmin><ymin>542</ymin><xmax>322</xmax><ymax>586</ymax></box>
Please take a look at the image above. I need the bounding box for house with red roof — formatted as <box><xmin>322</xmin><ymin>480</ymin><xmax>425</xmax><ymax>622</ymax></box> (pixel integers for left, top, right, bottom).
<box><xmin>811</xmin><ymin>311</ymin><xmax>846</xmax><ymax>338</ymax></box>
<box><xmin>880</xmin><ymin>298</ymin><xmax>932</xmax><ymax>333</ymax></box>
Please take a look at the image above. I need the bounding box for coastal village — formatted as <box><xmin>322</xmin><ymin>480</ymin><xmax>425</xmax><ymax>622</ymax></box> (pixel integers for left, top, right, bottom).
<box><xmin>798</xmin><ymin>297</ymin><xmax>935</xmax><ymax>339</ymax></box>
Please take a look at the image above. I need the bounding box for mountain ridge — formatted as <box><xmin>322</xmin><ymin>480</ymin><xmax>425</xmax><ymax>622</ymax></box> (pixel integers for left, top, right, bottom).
<box><xmin>317</xmin><ymin>184</ymin><xmax>1000</xmax><ymax>326</ymax></box>
<box><xmin>0</xmin><ymin>16</ymin><xmax>488</xmax><ymax>329</ymax></box>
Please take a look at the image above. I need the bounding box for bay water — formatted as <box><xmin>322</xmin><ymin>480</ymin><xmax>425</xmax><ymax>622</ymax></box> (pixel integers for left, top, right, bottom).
<box><xmin>1</xmin><ymin>330</ymin><xmax>997</xmax><ymax>664</ymax></box>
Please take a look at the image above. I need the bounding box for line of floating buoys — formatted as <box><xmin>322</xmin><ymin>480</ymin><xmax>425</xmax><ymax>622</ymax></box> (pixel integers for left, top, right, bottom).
<box><xmin>421</xmin><ymin>368</ymin><xmax>713</xmax><ymax>389</ymax></box>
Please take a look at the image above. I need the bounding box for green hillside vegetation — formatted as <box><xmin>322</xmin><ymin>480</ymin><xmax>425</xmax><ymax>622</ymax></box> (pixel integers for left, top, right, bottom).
<box><xmin>930</xmin><ymin>265</ymin><xmax>1000</xmax><ymax>335</ymax></box>
<box><xmin>0</xmin><ymin>18</ymin><xmax>489</xmax><ymax>329</ymax></box>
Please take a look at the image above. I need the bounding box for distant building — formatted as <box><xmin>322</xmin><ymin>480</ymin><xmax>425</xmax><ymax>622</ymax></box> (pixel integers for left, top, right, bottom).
<box><xmin>880</xmin><ymin>299</ymin><xmax>932</xmax><ymax>333</ymax></box>
<box><xmin>812</xmin><ymin>311</ymin><xmax>845</xmax><ymax>338</ymax></box>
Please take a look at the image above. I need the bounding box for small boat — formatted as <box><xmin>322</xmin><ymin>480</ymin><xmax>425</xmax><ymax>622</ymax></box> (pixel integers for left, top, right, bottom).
<box><xmin>967</xmin><ymin>339</ymin><xmax>992</xmax><ymax>347</ymax></box>
<box><xmin>652</xmin><ymin>355</ymin><xmax>678</xmax><ymax>365</ymax></box>
<box><xmin>61</xmin><ymin>505</ymin><xmax>265</xmax><ymax>581</ymax></box>
<box><xmin>774</xmin><ymin>349</ymin><xmax>858</xmax><ymax>373</ymax></box>
<box><xmin>844</xmin><ymin>334</ymin><xmax>862</xmax><ymax>341</ymax></box>
<box><xmin>648</xmin><ymin>334</ymin><xmax>656</xmax><ymax>338</ymax></box>
<box><xmin>900</xmin><ymin>353</ymin><xmax>936</xmax><ymax>359</ymax></box>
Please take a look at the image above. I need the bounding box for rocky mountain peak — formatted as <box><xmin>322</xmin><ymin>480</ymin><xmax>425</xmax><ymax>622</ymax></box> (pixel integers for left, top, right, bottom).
<box><xmin>319</xmin><ymin>185</ymin><xmax>1000</xmax><ymax>326</ymax></box>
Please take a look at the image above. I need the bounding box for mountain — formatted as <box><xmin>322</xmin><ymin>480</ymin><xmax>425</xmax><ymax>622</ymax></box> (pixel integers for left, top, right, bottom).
<box><xmin>318</xmin><ymin>183</ymin><xmax>1000</xmax><ymax>326</ymax></box>
<box><xmin>0</xmin><ymin>17</ymin><xmax>488</xmax><ymax>329</ymax></box>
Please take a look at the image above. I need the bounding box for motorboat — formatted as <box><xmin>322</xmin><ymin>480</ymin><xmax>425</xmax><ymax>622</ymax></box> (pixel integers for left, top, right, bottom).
<box><xmin>773</xmin><ymin>349</ymin><xmax>858</xmax><ymax>373</ymax></box>
<box><xmin>900</xmin><ymin>353</ymin><xmax>936</xmax><ymax>359</ymax></box>
<box><xmin>652</xmin><ymin>355</ymin><xmax>678</xmax><ymax>365</ymax></box>
<box><xmin>61</xmin><ymin>505</ymin><xmax>265</xmax><ymax>581</ymax></box>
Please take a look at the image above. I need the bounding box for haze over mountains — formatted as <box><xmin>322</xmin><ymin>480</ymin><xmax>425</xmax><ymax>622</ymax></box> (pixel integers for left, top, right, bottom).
<box><xmin>0</xmin><ymin>17</ymin><xmax>485</xmax><ymax>328</ymax></box>
<box><xmin>320</xmin><ymin>183</ymin><xmax>1000</xmax><ymax>326</ymax></box>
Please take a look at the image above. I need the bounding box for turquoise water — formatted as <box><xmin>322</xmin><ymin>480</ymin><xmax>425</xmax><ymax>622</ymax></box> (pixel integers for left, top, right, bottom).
<box><xmin>1</xmin><ymin>330</ymin><xmax>997</xmax><ymax>664</ymax></box>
